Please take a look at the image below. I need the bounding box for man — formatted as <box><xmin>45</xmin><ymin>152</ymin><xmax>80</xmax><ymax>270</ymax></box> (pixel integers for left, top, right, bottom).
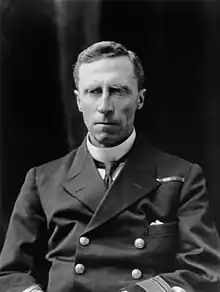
<box><xmin>0</xmin><ymin>41</ymin><xmax>220</xmax><ymax>292</ymax></box>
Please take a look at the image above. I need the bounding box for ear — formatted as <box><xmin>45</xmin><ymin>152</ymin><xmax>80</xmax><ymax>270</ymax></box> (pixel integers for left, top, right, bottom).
<box><xmin>74</xmin><ymin>89</ymin><xmax>82</xmax><ymax>112</ymax></box>
<box><xmin>137</xmin><ymin>88</ymin><xmax>146</xmax><ymax>110</ymax></box>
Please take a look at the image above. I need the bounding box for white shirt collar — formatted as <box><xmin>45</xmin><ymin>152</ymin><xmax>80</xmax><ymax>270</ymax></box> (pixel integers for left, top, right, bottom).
<box><xmin>87</xmin><ymin>128</ymin><xmax>136</xmax><ymax>164</ymax></box>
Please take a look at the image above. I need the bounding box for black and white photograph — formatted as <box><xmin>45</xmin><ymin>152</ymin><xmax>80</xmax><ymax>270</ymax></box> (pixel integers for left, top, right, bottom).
<box><xmin>1</xmin><ymin>1</ymin><xmax>220</xmax><ymax>292</ymax></box>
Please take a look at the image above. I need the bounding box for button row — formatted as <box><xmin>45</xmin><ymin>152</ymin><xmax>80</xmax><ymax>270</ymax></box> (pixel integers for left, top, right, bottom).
<box><xmin>74</xmin><ymin>264</ymin><xmax>142</xmax><ymax>279</ymax></box>
<box><xmin>76</xmin><ymin>237</ymin><xmax>145</xmax><ymax>279</ymax></box>
<box><xmin>79</xmin><ymin>237</ymin><xmax>145</xmax><ymax>249</ymax></box>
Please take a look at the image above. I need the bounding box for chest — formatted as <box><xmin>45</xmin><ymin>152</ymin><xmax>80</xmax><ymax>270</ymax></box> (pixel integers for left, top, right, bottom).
<box><xmin>42</xmin><ymin>181</ymin><xmax>181</xmax><ymax>260</ymax></box>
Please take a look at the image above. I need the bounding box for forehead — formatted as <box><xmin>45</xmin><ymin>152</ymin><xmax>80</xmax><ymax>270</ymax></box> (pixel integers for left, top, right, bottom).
<box><xmin>78</xmin><ymin>56</ymin><xmax>137</xmax><ymax>88</ymax></box>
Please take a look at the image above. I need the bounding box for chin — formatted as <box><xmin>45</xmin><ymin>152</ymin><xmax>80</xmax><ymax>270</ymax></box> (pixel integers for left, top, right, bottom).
<box><xmin>92</xmin><ymin>132</ymin><xmax>121</xmax><ymax>148</ymax></box>
<box><xmin>100</xmin><ymin>135</ymin><xmax>125</xmax><ymax>147</ymax></box>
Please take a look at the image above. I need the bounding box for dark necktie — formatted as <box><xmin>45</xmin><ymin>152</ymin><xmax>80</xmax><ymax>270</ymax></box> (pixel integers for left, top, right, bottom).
<box><xmin>94</xmin><ymin>160</ymin><xmax>120</xmax><ymax>188</ymax></box>
<box><xmin>94</xmin><ymin>154</ymin><xmax>128</xmax><ymax>188</ymax></box>
<box><xmin>103</xmin><ymin>162</ymin><xmax>118</xmax><ymax>188</ymax></box>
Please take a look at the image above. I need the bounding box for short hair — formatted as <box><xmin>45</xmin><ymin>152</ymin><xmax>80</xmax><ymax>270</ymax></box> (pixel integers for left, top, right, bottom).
<box><xmin>72</xmin><ymin>41</ymin><xmax>145</xmax><ymax>90</ymax></box>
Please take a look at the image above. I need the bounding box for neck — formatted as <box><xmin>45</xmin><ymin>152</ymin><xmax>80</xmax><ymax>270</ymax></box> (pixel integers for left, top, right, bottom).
<box><xmin>87</xmin><ymin>128</ymin><xmax>136</xmax><ymax>164</ymax></box>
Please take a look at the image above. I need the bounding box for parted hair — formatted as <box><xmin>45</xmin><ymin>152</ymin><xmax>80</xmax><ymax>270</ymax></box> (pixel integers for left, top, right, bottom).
<box><xmin>72</xmin><ymin>41</ymin><xmax>145</xmax><ymax>90</ymax></box>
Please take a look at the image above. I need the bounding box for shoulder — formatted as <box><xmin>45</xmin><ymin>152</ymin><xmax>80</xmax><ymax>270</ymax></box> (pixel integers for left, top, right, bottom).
<box><xmin>135</xmin><ymin>133</ymin><xmax>201</xmax><ymax>179</ymax></box>
<box><xmin>33</xmin><ymin>147</ymin><xmax>79</xmax><ymax>184</ymax></box>
<box><xmin>153</xmin><ymin>146</ymin><xmax>192</xmax><ymax>173</ymax></box>
<box><xmin>152</xmin><ymin>146</ymin><xmax>202</xmax><ymax>182</ymax></box>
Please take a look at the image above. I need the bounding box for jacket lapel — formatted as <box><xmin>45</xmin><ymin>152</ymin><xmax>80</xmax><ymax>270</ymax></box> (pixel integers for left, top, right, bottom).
<box><xmin>63</xmin><ymin>138</ymin><xmax>106</xmax><ymax>213</ymax></box>
<box><xmin>82</xmin><ymin>134</ymin><xmax>161</xmax><ymax>234</ymax></box>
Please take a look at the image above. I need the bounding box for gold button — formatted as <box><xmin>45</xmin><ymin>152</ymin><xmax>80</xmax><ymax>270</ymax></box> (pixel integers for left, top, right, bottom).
<box><xmin>80</xmin><ymin>237</ymin><xmax>90</xmax><ymax>246</ymax></box>
<box><xmin>75</xmin><ymin>263</ymin><xmax>85</xmax><ymax>274</ymax></box>
<box><xmin>134</xmin><ymin>238</ymin><xmax>145</xmax><ymax>249</ymax></box>
<box><xmin>132</xmin><ymin>268</ymin><xmax>142</xmax><ymax>279</ymax></box>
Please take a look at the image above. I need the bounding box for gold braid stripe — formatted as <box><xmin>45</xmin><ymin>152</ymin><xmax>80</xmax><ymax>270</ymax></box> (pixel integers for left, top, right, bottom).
<box><xmin>156</xmin><ymin>176</ymin><xmax>185</xmax><ymax>183</ymax></box>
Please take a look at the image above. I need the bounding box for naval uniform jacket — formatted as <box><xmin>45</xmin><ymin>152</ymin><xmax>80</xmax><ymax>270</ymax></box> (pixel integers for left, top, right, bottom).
<box><xmin>0</xmin><ymin>133</ymin><xmax>220</xmax><ymax>292</ymax></box>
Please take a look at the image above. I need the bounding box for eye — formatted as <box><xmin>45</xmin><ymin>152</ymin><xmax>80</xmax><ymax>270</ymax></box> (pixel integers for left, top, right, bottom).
<box><xmin>87</xmin><ymin>87</ymin><xmax>102</xmax><ymax>97</ymax></box>
<box><xmin>110</xmin><ymin>86</ymin><xmax>130</xmax><ymax>96</ymax></box>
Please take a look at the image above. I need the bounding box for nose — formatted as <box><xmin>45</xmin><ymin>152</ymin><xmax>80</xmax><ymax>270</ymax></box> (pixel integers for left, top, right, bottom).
<box><xmin>97</xmin><ymin>91</ymin><xmax>113</xmax><ymax>114</ymax></box>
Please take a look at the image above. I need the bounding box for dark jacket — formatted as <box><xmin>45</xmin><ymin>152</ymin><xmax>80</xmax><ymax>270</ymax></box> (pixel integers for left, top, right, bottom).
<box><xmin>0</xmin><ymin>134</ymin><xmax>220</xmax><ymax>292</ymax></box>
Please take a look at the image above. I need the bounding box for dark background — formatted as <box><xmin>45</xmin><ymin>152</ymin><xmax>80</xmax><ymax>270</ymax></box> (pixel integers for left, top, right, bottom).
<box><xmin>1</xmin><ymin>0</ymin><xmax>220</xmax><ymax>248</ymax></box>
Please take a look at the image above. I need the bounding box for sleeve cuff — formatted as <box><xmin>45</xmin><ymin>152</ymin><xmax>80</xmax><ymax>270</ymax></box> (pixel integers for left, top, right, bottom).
<box><xmin>120</xmin><ymin>276</ymin><xmax>172</xmax><ymax>292</ymax></box>
<box><xmin>23</xmin><ymin>285</ymin><xmax>43</xmax><ymax>292</ymax></box>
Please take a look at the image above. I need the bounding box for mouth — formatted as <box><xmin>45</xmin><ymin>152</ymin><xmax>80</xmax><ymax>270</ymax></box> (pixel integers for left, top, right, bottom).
<box><xmin>95</xmin><ymin>122</ymin><xmax>118</xmax><ymax>126</ymax></box>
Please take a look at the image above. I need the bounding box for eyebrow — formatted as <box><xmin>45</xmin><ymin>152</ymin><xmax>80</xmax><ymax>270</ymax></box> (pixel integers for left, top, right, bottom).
<box><xmin>110</xmin><ymin>84</ymin><xmax>129</xmax><ymax>88</ymax></box>
<box><xmin>83</xmin><ymin>84</ymin><xmax>133</xmax><ymax>94</ymax></box>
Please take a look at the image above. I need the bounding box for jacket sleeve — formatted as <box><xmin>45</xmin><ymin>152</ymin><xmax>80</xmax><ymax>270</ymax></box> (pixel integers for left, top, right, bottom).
<box><xmin>0</xmin><ymin>168</ymin><xmax>49</xmax><ymax>292</ymax></box>
<box><xmin>120</xmin><ymin>164</ymin><xmax>220</xmax><ymax>292</ymax></box>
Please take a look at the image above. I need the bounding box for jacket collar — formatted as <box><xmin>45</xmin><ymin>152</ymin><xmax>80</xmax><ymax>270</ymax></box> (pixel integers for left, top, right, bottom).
<box><xmin>64</xmin><ymin>137</ymin><xmax>107</xmax><ymax>212</ymax></box>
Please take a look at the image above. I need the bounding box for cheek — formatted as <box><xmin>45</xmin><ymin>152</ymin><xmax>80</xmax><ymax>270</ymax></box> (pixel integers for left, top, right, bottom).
<box><xmin>119</xmin><ymin>103</ymin><xmax>137</xmax><ymax>123</ymax></box>
<box><xmin>81</xmin><ymin>100</ymin><xmax>95</xmax><ymax>115</ymax></box>
<box><xmin>81</xmin><ymin>105</ymin><xmax>94</xmax><ymax>126</ymax></box>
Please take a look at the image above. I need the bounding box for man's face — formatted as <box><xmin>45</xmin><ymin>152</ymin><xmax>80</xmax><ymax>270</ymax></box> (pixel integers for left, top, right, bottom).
<box><xmin>75</xmin><ymin>56</ymin><xmax>145</xmax><ymax>147</ymax></box>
